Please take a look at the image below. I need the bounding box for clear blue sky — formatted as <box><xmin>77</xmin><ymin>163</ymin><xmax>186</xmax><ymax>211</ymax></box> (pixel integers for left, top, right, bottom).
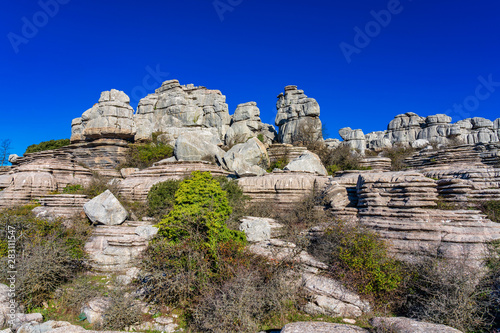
<box><xmin>1</xmin><ymin>0</ymin><xmax>500</xmax><ymax>156</ymax></box>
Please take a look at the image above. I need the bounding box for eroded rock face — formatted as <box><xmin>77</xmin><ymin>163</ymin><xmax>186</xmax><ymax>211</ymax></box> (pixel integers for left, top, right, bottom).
<box><xmin>339</xmin><ymin>128</ymin><xmax>366</xmax><ymax>154</ymax></box>
<box><xmin>284</xmin><ymin>151</ymin><xmax>328</xmax><ymax>176</ymax></box>
<box><xmin>281</xmin><ymin>322</ymin><xmax>368</xmax><ymax>333</ymax></box>
<box><xmin>71</xmin><ymin>90</ymin><xmax>136</xmax><ymax>143</ymax></box>
<box><xmin>83</xmin><ymin>190</ymin><xmax>128</xmax><ymax>226</ymax></box>
<box><xmin>223</xmin><ymin>138</ymin><xmax>269</xmax><ymax>177</ymax></box>
<box><xmin>225</xmin><ymin>102</ymin><xmax>277</xmax><ymax>145</ymax></box>
<box><xmin>174</xmin><ymin>130</ymin><xmax>225</xmax><ymax>165</ymax></box>
<box><xmin>370</xmin><ymin>317</ymin><xmax>463</xmax><ymax>333</ymax></box>
<box><xmin>134</xmin><ymin>80</ymin><xmax>231</xmax><ymax>142</ymax></box>
<box><xmin>275</xmin><ymin>85</ymin><xmax>322</xmax><ymax>144</ymax></box>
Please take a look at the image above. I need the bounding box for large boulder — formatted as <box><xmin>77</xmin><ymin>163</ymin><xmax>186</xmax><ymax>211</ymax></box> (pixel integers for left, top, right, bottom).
<box><xmin>339</xmin><ymin>128</ymin><xmax>366</xmax><ymax>154</ymax></box>
<box><xmin>223</xmin><ymin>138</ymin><xmax>269</xmax><ymax>177</ymax></box>
<box><xmin>174</xmin><ymin>131</ymin><xmax>225</xmax><ymax>165</ymax></box>
<box><xmin>370</xmin><ymin>317</ymin><xmax>463</xmax><ymax>333</ymax></box>
<box><xmin>284</xmin><ymin>152</ymin><xmax>327</xmax><ymax>176</ymax></box>
<box><xmin>275</xmin><ymin>85</ymin><xmax>322</xmax><ymax>144</ymax></box>
<box><xmin>239</xmin><ymin>216</ymin><xmax>273</xmax><ymax>242</ymax></box>
<box><xmin>71</xmin><ymin>89</ymin><xmax>136</xmax><ymax>143</ymax></box>
<box><xmin>225</xmin><ymin>102</ymin><xmax>277</xmax><ymax>145</ymax></box>
<box><xmin>83</xmin><ymin>190</ymin><xmax>128</xmax><ymax>226</ymax></box>
<box><xmin>81</xmin><ymin>297</ymin><xmax>111</xmax><ymax>325</ymax></box>
<box><xmin>281</xmin><ymin>322</ymin><xmax>367</xmax><ymax>333</ymax></box>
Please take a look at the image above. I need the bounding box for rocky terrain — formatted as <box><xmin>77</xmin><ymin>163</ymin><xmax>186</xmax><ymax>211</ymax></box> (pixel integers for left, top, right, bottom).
<box><xmin>1</xmin><ymin>78</ymin><xmax>500</xmax><ymax>333</ymax></box>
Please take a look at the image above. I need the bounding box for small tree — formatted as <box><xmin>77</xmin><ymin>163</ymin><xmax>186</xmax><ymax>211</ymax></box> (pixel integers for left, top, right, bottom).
<box><xmin>0</xmin><ymin>139</ymin><xmax>12</xmax><ymax>166</ymax></box>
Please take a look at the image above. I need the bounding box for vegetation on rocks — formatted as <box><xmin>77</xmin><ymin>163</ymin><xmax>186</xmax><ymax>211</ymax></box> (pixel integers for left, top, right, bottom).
<box><xmin>381</xmin><ymin>144</ymin><xmax>415</xmax><ymax>171</ymax></box>
<box><xmin>479</xmin><ymin>200</ymin><xmax>500</xmax><ymax>223</ymax></box>
<box><xmin>25</xmin><ymin>139</ymin><xmax>71</xmax><ymax>154</ymax></box>
<box><xmin>147</xmin><ymin>179</ymin><xmax>182</xmax><ymax>217</ymax></box>
<box><xmin>122</xmin><ymin>133</ymin><xmax>174</xmax><ymax>169</ymax></box>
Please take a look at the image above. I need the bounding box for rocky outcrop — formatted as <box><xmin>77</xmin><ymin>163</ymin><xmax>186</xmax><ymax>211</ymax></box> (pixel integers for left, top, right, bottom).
<box><xmin>134</xmin><ymin>80</ymin><xmax>231</xmax><ymax>142</ymax></box>
<box><xmin>238</xmin><ymin>172</ymin><xmax>329</xmax><ymax>209</ymax></box>
<box><xmin>32</xmin><ymin>194</ymin><xmax>89</xmax><ymax>222</ymax></box>
<box><xmin>0</xmin><ymin>152</ymin><xmax>92</xmax><ymax>208</ymax></box>
<box><xmin>339</xmin><ymin>128</ymin><xmax>366</xmax><ymax>154</ymax></box>
<box><xmin>225</xmin><ymin>102</ymin><xmax>277</xmax><ymax>145</ymax></box>
<box><xmin>83</xmin><ymin>190</ymin><xmax>128</xmax><ymax>226</ymax></box>
<box><xmin>223</xmin><ymin>138</ymin><xmax>269</xmax><ymax>177</ymax></box>
<box><xmin>275</xmin><ymin>86</ymin><xmax>322</xmax><ymax>144</ymax></box>
<box><xmin>71</xmin><ymin>90</ymin><xmax>136</xmax><ymax>143</ymax></box>
<box><xmin>370</xmin><ymin>317</ymin><xmax>463</xmax><ymax>333</ymax></box>
<box><xmin>17</xmin><ymin>320</ymin><xmax>125</xmax><ymax>333</ymax></box>
<box><xmin>118</xmin><ymin>160</ymin><xmax>229</xmax><ymax>202</ymax></box>
<box><xmin>267</xmin><ymin>144</ymin><xmax>309</xmax><ymax>165</ymax></box>
<box><xmin>280</xmin><ymin>322</ymin><xmax>367</xmax><ymax>333</ymax></box>
<box><xmin>84</xmin><ymin>220</ymin><xmax>157</xmax><ymax>273</ymax></box>
<box><xmin>238</xmin><ymin>216</ymin><xmax>282</xmax><ymax>242</ymax></box>
<box><xmin>284</xmin><ymin>152</ymin><xmax>328</xmax><ymax>176</ymax></box>
<box><xmin>174</xmin><ymin>130</ymin><xmax>225</xmax><ymax>165</ymax></box>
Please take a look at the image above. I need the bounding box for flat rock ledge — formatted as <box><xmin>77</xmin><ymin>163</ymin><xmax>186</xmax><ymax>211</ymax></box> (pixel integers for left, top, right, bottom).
<box><xmin>370</xmin><ymin>317</ymin><xmax>463</xmax><ymax>333</ymax></box>
<box><xmin>280</xmin><ymin>321</ymin><xmax>367</xmax><ymax>333</ymax></box>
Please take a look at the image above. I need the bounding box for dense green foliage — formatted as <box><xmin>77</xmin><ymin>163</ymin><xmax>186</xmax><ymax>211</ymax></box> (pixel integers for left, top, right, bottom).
<box><xmin>480</xmin><ymin>200</ymin><xmax>500</xmax><ymax>223</ymax></box>
<box><xmin>62</xmin><ymin>184</ymin><xmax>83</xmax><ymax>194</ymax></box>
<box><xmin>147</xmin><ymin>179</ymin><xmax>182</xmax><ymax>217</ymax></box>
<box><xmin>156</xmin><ymin>171</ymin><xmax>245</xmax><ymax>252</ymax></box>
<box><xmin>25</xmin><ymin>139</ymin><xmax>71</xmax><ymax>154</ymax></box>
<box><xmin>214</xmin><ymin>176</ymin><xmax>249</xmax><ymax>229</ymax></box>
<box><xmin>310</xmin><ymin>222</ymin><xmax>404</xmax><ymax>300</ymax></box>
<box><xmin>267</xmin><ymin>158</ymin><xmax>288</xmax><ymax>172</ymax></box>
<box><xmin>123</xmin><ymin>141</ymin><xmax>174</xmax><ymax>169</ymax></box>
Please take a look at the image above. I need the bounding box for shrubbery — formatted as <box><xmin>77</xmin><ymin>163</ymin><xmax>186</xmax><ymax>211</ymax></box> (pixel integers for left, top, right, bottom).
<box><xmin>0</xmin><ymin>208</ymin><xmax>91</xmax><ymax>309</ymax></box>
<box><xmin>147</xmin><ymin>179</ymin><xmax>182</xmax><ymax>217</ymax></box>
<box><xmin>310</xmin><ymin>221</ymin><xmax>405</xmax><ymax>302</ymax></box>
<box><xmin>25</xmin><ymin>139</ymin><xmax>71</xmax><ymax>154</ymax></box>
<box><xmin>479</xmin><ymin>200</ymin><xmax>500</xmax><ymax>223</ymax></box>
<box><xmin>121</xmin><ymin>134</ymin><xmax>174</xmax><ymax>169</ymax></box>
<box><xmin>381</xmin><ymin>144</ymin><xmax>415</xmax><ymax>171</ymax></box>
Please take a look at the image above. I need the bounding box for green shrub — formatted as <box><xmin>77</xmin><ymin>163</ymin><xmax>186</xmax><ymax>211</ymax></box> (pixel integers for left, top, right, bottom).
<box><xmin>25</xmin><ymin>139</ymin><xmax>71</xmax><ymax>154</ymax></box>
<box><xmin>267</xmin><ymin>158</ymin><xmax>288</xmax><ymax>172</ymax></box>
<box><xmin>63</xmin><ymin>184</ymin><xmax>83</xmax><ymax>194</ymax></box>
<box><xmin>257</xmin><ymin>134</ymin><xmax>265</xmax><ymax>143</ymax></box>
<box><xmin>147</xmin><ymin>179</ymin><xmax>182</xmax><ymax>217</ymax></box>
<box><xmin>480</xmin><ymin>200</ymin><xmax>500</xmax><ymax>223</ymax></box>
<box><xmin>321</xmin><ymin>145</ymin><xmax>362</xmax><ymax>173</ymax></box>
<box><xmin>156</xmin><ymin>171</ymin><xmax>246</xmax><ymax>253</ymax></box>
<box><xmin>81</xmin><ymin>172</ymin><xmax>119</xmax><ymax>198</ymax></box>
<box><xmin>214</xmin><ymin>176</ymin><xmax>249</xmax><ymax>230</ymax></box>
<box><xmin>123</xmin><ymin>142</ymin><xmax>173</xmax><ymax>169</ymax></box>
<box><xmin>310</xmin><ymin>222</ymin><xmax>405</xmax><ymax>301</ymax></box>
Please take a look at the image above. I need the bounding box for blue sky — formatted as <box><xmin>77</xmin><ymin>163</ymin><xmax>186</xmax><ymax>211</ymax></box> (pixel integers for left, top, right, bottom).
<box><xmin>1</xmin><ymin>0</ymin><xmax>500</xmax><ymax>156</ymax></box>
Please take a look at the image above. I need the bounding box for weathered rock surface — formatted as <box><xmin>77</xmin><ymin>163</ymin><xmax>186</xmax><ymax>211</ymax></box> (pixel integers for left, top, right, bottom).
<box><xmin>339</xmin><ymin>128</ymin><xmax>366</xmax><ymax>154</ymax></box>
<box><xmin>223</xmin><ymin>138</ymin><xmax>269</xmax><ymax>177</ymax></box>
<box><xmin>83</xmin><ymin>190</ymin><xmax>128</xmax><ymax>226</ymax></box>
<box><xmin>239</xmin><ymin>216</ymin><xmax>282</xmax><ymax>242</ymax></box>
<box><xmin>284</xmin><ymin>152</ymin><xmax>328</xmax><ymax>176</ymax></box>
<box><xmin>174</xmin><ymin>130</ymin><xmax>225</xmax><ymax>165</ymax></box>
<box><xmin>275</xmin><ymin>85</ymin><xmax>322</xmax><ymax>144</ymax></box>
<box><xmin>225</xmin><ymin>102</ymin><xmax>277</xmax><ymax>145</ymax></box>
<box><xmin>238</xmin><ymin>172</ymin><xmax>329</xmax><ymax>209</ymax></box>
<box><xmin>134</xmin><ymin>79</ymin><xmax>231</xmax><ymax>142</ymax></box>
<box><xmin>17</xmin><ymin>320</ymin><xmax>125</xmax><ymax>333</ymax></box>
<box><xmin>267</xmin><ymin>144</ymin><xmax>309</xmax><ymax>165</ymax></box>
<box><xmin>118</xmin><ymin>160</ymin><xmax>229</xmax><ymax>202</ymax></box>
<box><xmin>81</xmin><ymin>297</ymin><xmax>111</xmax><ymax>325</ymax></box>
<box><xmin>71</xmin><ymin>90</ymin><xmax>136</xmax><ymax>143</ymax></box>
<box><xmin>84</xmin><ymin>220</ymin><xmax>155</xmax><ymax>273</ymax></box>
<box><xmin>280</xmin><ymin>322</ymin><xmax>367</xmax><ymax>333</ymax></box>
<box><xmin>32</xmin><ymin>194</ymin><xmax>89</xmax><ymax>223</ymax></box>
<box><xmin>370</xmin><ymin>317</ymin><xmax>463</xmax><ymax>333</ymax></box>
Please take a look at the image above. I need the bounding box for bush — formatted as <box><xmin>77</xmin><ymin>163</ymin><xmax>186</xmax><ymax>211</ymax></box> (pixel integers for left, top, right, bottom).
<box><xmin>62</xmin><ymin>184</ymin><xmax>83</xmax><ymax>194</ymax></box>
<box><xmin>156</xmin><ymin>171</ymin><xmax>246</xmax><ymax>253</ymax></box>
<box><xmin>123</xmin><ymin>142</ymin><xmax>174</xmax><ymax>169</ymax></box>
<box><xmin>479</xmin><ymin>200</ymin><xmax>500</xmax><ymax>223</ymax></box>
<box><xmin>147</xmin><ymin>179</ymin><xmax>182</xmax><ymax>217</ymax></box>
<box><xmin>381</xmin><ymin>144</ymin><xmax>415</xmax><ymax>171</ymax></box>
<box><xmin>81</xmin><ymin>172</ymin><xmax>119</xmax><ymax>198</ymax></box>
<box><xmin>25</xmin><ymin>139</ymin><xmax>71</xmax><ymax>154</ymax></box>
<box><xmin>0</xmin><ymin>210</ymin><xmax>91</xmax><ymax>308</ymax></box>
<box><xmin>310</xmin><ymin>221</ymin><xmax>405</xmax><ymax>302</ymax></box>
<box><xmin>267</xmin><ymin>158</ymin><xmax>288</xmax><ymax>172</ymax></box>
<box><xmin>214</xmin><ymin>176</ymin><xmax>249</xmax><ymax>230</ymax></box>
<box><xmin>318</xmin><ymin>145</ymin><xmax>362</xmax><ymax>174</ymax></box>
<box><xmin>100</xmin><ymin>290</ymin><xmax>141</xmax><ymax>330</ymax></box>
<box><xmin>401</xmin><ymin>257</ymin><xmax>494</xmax><ymax>332</ymax></box>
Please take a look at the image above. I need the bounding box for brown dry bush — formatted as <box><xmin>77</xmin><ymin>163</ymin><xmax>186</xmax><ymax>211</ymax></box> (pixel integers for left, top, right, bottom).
<box><xmin>380</xmin><ymin>144</ymin><xmax>415</xmax><ymax>171</ymax></box>
<box><xmin>401</xmin><ymin>256</ymin><xmax>495</xmax><ymax>332</ymax></box>
<box><xmin>99</xmin><ymin>290</ymin><xmax>142</xmax><ymax>331</ymax></box>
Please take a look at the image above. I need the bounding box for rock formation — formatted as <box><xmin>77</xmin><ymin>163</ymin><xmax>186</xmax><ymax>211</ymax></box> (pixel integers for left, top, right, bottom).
<box><xmin>225</xmin><ymin>102</ymin><xmax>277</xmax><ymax>145</ymax></box>
<box><xmin>134</xmin><ymin>80</ymin><xmax>231</xmax><ymax>142</ymax></box>
<box><xmin>275</xmin><ymin>85</ymin><xmax>322</xmax><ymax>144</ymax></box>
<box><xmin>223</xmin><ymin>138</ymin><xmax>270</xmax><ymax>177</ymax></box>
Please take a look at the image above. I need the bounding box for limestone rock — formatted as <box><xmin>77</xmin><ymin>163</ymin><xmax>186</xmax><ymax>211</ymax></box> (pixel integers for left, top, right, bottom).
<box><xmin>174</xmin><ymin>130</ymin><xmax>225</xmax><ymax>165</ymax></box>
<box><xmin>339</xmin><ymin>128</ymin><xmax>366</xmax><ymax>154</ymax></box>
<box><xmin>223</xmin><ymin>138</ymin><xmax>269</xmax><ymax>177</ymax></box>
<box><xmin>275</xmin><ymin>85</ymin><xmax>322</xmax><ymax>144</ymax></box>
<box><xmin>8</xmin><ymin>155</ymin><xmax>19</xmax><ymax>164</ymax></box>
<box><xmin>134</xmin><ymin>79</ymin><xmax>231</xmax><ymax>142</ymax></box>
<box><xmin>81</xmin><ymin>297</ymin><xmax>110</xmax><ymax>325</ymax></box>
<box><xmin>284</xmin><ymin>151</ymin><xmax>327</xmax><ymax>176</ymax></box>
<box><xmin>17</xmin><ymin>320</ymin><xmax>125</xmax><ymax>333</ymax></box>
<box><xmin>225</xmin><ymin>102</ymin><xmax>277</xmax><ymax>145</ymax></box>
<box><xmin>280</xmin><ymin>322</ymin><xmax>367</xmax><ymax>333</ymax></box>
<box><xmin>32</xmin><ymin>194</ymin><xmax>89</xmax><ymax>223</ymax></box>
<box><xmin>239</xmin><ymin>217</ymin><xmax>272</xmax><ymax>242</ymax></box>
<box><xmin>370</xmin><ymin>317</ymin><xmax>463</xmax><ymax>333</ymax></box>
<box><xmin>71</xmin><ymin>89</ymin><xmax>136</xmax><ymax>143</ymax></box>
<box><xmin>411</xmin><ymin>139</ymin><xmax>430</xmax><ymax>149</ymax></box>
<box><xmin>83</xmin><ymin>190</ymin><xmax>128</xmax><ymax>226</ymax></box>
<box><xmin>134</xmin><ymin>225</ymin><xmax>158</xmax><ymax>240</ymax></box>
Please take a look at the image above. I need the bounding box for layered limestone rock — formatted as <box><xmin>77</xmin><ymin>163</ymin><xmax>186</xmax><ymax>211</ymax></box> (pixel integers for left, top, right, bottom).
<box><xmin>84</xmin><ymin>220</ymin><xmax>157</xmax><ymax>273</ymax></box>
<box><xmin>118</xmin><ymin>160</ymin><xmax>229</xmax><ymax>202</ymax></box>
<box><xmin>356</xmin><ymin>172</ymin><xmax>500</xmax><ymax>263</ymax></box>
<box><xmin>281</xmin><ymin>322</ymin><xmax>368</xmax><ymax>333</ymax></box>
<box><xmin>71</xmin><ymin>90</ymin><xmax>136</xmax><ymax>143</ymax></box>
<box><xmin>174</xmin><ymin>130</ymin><xmax>225</xmax><ymax>165</ymax></box>
<box><xmin>275</xmin><ymin>86</ymin><xmax>322</xmax><ymax>144</ymax></box>
<box><xmin>339</xmin><ymin>128</ymin><xmax>366</xmax><ymax>154</ymax></box>
<box><xmin>32</xmin><ymin>194</ymin><xmax>89</xmax><ymax>222</ymax></box>
<box><xmin>223</xmin><ymin>138</ymin><xmax>270</xmax><ymax>177</ymax></box>
<box><xmin>370</xmin><ymin>317</ymin><xmax>463</xmax><ymax>333</ymax></box>
<box><xmin>267</xmin><ymin>144</ymin><xmax>308</xmax><ymax>165</ymax></box>
<box><xmin>0</xmin><ymin>151</ymin><xmax>93</xmax><ymax>208</ymax></box>
<box><xmin>238</xmin><ymin>172</ymin><xmax>329</xmax><ymax>209</ymax></box>
<box><xmin>134</xmin><ymin>80</ymin><xmax>231</xmax><ymax>142</ymax></box>
<box><xmin>284</xmin><ymin>152</ymin><xmax>328</xmax><ymax>176</ymax></box>
<box><xmin>225</xmin><ymin>102</ymin><xmax>277</xmax><ymax>145</ymax></box>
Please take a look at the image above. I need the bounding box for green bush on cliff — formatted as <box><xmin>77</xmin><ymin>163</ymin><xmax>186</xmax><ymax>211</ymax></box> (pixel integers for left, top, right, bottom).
<box><xmin>25</xmin><ymin>139</ymin><xmax>71</xmax><ymax>154</ymax></box>
<box><xmin>147</xmin><ymin>179</ymin><xmax>182</xmax><ymax>217</ymax></box>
